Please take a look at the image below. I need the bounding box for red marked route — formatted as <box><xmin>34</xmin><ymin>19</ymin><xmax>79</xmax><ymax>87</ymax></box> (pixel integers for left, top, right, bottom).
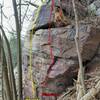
<box><xmin>41</xmin><ymin>93</ymin><xmax>60</xmax><ymax>96</ymax></box>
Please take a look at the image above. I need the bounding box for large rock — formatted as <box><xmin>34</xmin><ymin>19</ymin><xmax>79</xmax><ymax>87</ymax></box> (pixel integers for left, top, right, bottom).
<box><xmin>93</xmin><ymin>0</ymin><xmax>100</xmax><ymax>9</ymax></box>
<box><xmin>23</xmin><ymin>23</ymin><xmax>100</xmax><ymax>99</ymax></box>
<box><xmin>27</xmin><ymin>4</ymin><xmax>55</xmax><ymax>31</ymax></box>
<box><xmin>88</xmin><ymin>0</ymin><xmax>100</xmax><ymax>16</ymax></box>
<box><xmin>27</xmin><ymin>4</ymin><xmax>71</xmax><ymax>31</ymax></box>
<box><xmin>27</xmin><ymin>0</ymin><xmax>88</xmax><ymax>32</ymax></box>
<box><xmin>26</xmin><ymin>24</ymin><xmax>100</xmax><ymax>62</ymax></box>
<box><xmin>60</xmin><ymin>0</ymin><xmax>88</xmax><ymax>19</ymax></box>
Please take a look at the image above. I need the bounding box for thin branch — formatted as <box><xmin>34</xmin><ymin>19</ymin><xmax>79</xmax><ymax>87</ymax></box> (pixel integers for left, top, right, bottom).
<box><xmin>1</xmin><ymin>40</ymin><xmax>12</xmax><ymax>100</ymax></box>
<box><xmin>0</xmin><ymin>5</ymin><xmax>3</xmax><ymax>100</ymax></box>
<box><xmin>17</xmin><ymin>3</ymin><xmax>29</xmax><ymax>6</ymax></box>
<box><xmin>2</xmin><ymin>11</ymin><xmax>8</xmax><ymax>19</ymax></box>
<box><xmin>21</xmin><ymin>1</ymin><xmax>30</xmax><ymax>27</ymax></box>
<box><xmin>25</xmin><ymin>1</ymin><xmax>39</xmax><ymax>8</ymax></box>
<box><xmin>19</xmin><ymin>0</ymin><xmax>21</xmax><ymax>31</ymax></box>
<box><xmin>57</xmin><ymin>87</ymin><xmax>75</xmax><ymax>100</ymax></box>
<box><xmin>0</xmin><ymin>26</ymin><xmax>17</xmax><ymax>100</ymax></box>
<box><xmin>72</xmin><ymin>0</ymin><xmax>86</xmax><ymax>100</ymax></box>
<box><xmin>80</xmin><ymin>80</ymin><xmax>100</xmax><ymax>100</ymax></box>
<box><xmin>0</xmin><ymin>4</ymin><xmax>3</xmax><ymax>26</ymax></box>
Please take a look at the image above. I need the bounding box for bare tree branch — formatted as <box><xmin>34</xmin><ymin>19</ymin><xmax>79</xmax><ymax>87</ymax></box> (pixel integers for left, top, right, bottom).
<box><xmin>0</xmin><ymin>26</ymin><xmax>17</xmax><ymax>100</ymax></box>
<box><xmin>17</xmin><ymin>3</ymin><xmax>29</xmax><ymax>6</ymax></box>
<box><xmin>72</xmin><ymin>0</ymin><xmax>86</xmax><ymax>100</ymax></box>
<box><xmin>25</xmin><ymin>1</ymin><xmax>39</xmax><ymax>8</ymax></box>
<box><xmin>81</xmin><ymin>80</ymin><xmax>100</xmax><ymax>100</ymax></box>
<box><xmin>19</xmin><ymin>0</ymin><xmax>22</xmax><ymax>31</ymax></box>
<box><xmin>21</xmin><ymin>1</ymin><xmax>30</xmax><ymax>27</ymax></box>
<box><xmin>1</xmin><ymin>39</ymin><xmax>13</xmax><ymax>100</ymax></box>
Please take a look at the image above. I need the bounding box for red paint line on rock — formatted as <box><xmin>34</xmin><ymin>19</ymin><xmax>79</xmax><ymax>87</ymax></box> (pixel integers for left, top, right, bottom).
<box><xmin>41</xmin><ymin>93</ymin><xmax>60</xmax><ymax>96</ymax></box>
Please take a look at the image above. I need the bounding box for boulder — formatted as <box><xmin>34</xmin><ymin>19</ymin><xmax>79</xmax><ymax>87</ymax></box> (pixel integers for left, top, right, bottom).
<box><xmin>60</xmin><ymin>0</ymin><xmax>88</xmax><ymax>19</ymax></box>
<box><xmin>23</xmin><ymin>23</ymin><xmax>100</xmax><ymax>99</ymax></box>
<box><xmin>28</xmin><ymin>24</ymin><xmax>100</xmax><ymax>61</ymax></box>
<box><xmin>27</xmin><ymin>4</ymin><xmax>71</xmax><ymax>31</ymax></box>
<box><xmin>94</xmin><ymin>0</ymin><xmax>100</xmax><ymax>9</ymax></box>
<box><xmin>27</xmin><ymin>4</ymin><xmax>55</xmax><ymax>31</ymax></box>
<box><xmin>27</xmin><ymin>0</ymin><xmax>88</xmax><ymax>33</ymax></box>
<box><xmin>88</xmin><ymin>0</ymin><xmax>100</xmax><ymax>16</ymax></box>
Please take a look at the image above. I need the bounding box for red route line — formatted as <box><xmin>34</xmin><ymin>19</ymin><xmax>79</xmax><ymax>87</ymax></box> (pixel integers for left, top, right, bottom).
<box><xmin>41</xmin><ymin>0</ymin><xmax>55</xmax><ymax>86</ymax></box>
<box><xmin>47</xmin><ymin>0</ymin><xmax>64</xmax><ymax>75</ymax></box>
<box><xmin>41</xmin><ymin>0</ymin><xmax>63</xmax><ymax>89</ymax></box>
<box><xmin>48</xmin><ymin>0</ymin><xmax>54</xmax><ymax>64</ymax></box>
<box><xmin>41</xmin><ymin>93</ymin><xmax>60</xmax><ymax>97</ymax></box>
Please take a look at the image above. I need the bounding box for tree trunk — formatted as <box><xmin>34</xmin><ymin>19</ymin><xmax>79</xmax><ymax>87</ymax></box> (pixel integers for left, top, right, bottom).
<box><xmin>2</xmin><ymin>40</ymin><xmax>12</xmax><ymax>100</ymax></box>
<box><xmin>12</xmin><ymin>0</ymin><xmax>22</xmax><ymax>99</ymax></box>
<box><xmin>72</xmin><ymin>0</ymin><xmax>86</xmax><ymax>99</ymax></box>
<box><xmin>0</xmin><ymin>26</ymin><xmax>17</xmax><ymax>100</ymax></box>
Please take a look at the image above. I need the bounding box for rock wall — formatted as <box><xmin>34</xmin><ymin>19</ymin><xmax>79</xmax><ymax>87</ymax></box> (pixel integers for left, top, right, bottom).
<box><xmin>22</xmin><ymin>0</ymin><xmax>100</xmax><ymax>100</ymax></box>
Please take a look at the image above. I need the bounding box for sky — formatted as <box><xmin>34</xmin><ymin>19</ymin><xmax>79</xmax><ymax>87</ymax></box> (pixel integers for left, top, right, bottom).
<box><xmin>0</xmin><ymin>0</ymin><xmax>42</xmax><ymax>38</ymax></box>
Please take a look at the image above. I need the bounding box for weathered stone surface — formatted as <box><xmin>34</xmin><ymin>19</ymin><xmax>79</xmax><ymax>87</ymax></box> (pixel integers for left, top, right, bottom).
<box><xmin>41</xmin><ymin>58</ymin><xmax>78</xmax><ymax>87</ymax></box>
<box><xmin>26</xmin><ymin>24</ymin><xmax>100</xmax><ymax>62</ymax></box>
<box><xmin>97</xmin><ymin>45</ymin><xmax>100</xmax><ymax>55</ymax></box>
<box><xmin>27</xmin><ymin>4</ymin><xmax>55</xmax><ymax>31</ymax></box>
<box><xmin>27</xmin><ymin>0</ymin><xmax>89</xmax><ymax>32</ymax></box>
<box><xmin>23</xmin><ymin>23</ymin><xmax>100</xmax><ymax>99</ymax></box>
<box><xmin>88</xmin><ymin>0</ymin><xmax>100</xmax><ymax>16</ymax></box>
<box><xmin>27</xmin><ymin>4</ymin><xmax>71</xmax><ymax>32</ymax></box>
<box><xmin>96</xmin><ymin>8</ymin><xmax>100</xmax><ymax>16</ymax></box>
<box><xmin>60</xmin><ymin>0</ymin><xmax>88</xmax><ymax>19</ymax></box>
<box><xmin>79</xmin><ymin>0</ymin><xmax>95</xmax><ymax>6</ymax></box>
<box><xmin>93</xmin><ymin>0</ymin><xmax>100</xmax><ymax>9</ymax></box>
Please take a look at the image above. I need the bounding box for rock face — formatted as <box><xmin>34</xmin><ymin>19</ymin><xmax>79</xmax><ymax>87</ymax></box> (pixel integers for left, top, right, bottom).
<box><xmin>88</xmin><ymin>0</ymin><xmax>100</xmax><ymax>16</ymax></box>
<box><xmin>22</xmin><ymin>1</ymin><xmax>100</xmax><ymax>100</ymax></box>
<box><xmin>60</xmin><ymin>0</ymin><xmax>88</xmax><ymax>19</ymax></box>
<box><xmin>79</xmin><ymin>0</ymin><xmax>95</xmax><ymax>6</ymax></box>
<box><xmin>27</xmin><ymin>4</ymin><xmax>54</xmax><ymax>31</ymax></box>
<box><xmin>28</xmin><ymin>0</ymin><xmax>88</xmax><ymax>32</ymax></box>
<box><xmin>23</xmin><ymin>24</ymin><xmax>100</xmax><ymax>99</ymax></box>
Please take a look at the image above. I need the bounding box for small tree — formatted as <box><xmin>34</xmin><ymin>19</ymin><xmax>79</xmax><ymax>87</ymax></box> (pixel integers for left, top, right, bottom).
<box><xmin>12</xmin><ymin>0</ymin><xmax>22</xmax><ymax>99</ymax></box>
<box><xmin>0</xmin><ymin>26</ymin><xmax>17</xmax><ymax>100</ymax></box>
<box><xmin>10</xmin><ymin>35</ymin><xmax>17</xmax><ymax>68</ymax></box>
